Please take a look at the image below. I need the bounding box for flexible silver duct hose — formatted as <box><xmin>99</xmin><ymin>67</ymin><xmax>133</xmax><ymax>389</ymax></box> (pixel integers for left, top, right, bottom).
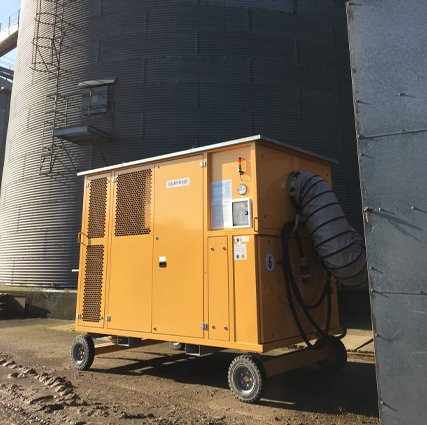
<box><xmin>288</xmin><ymin>171</ymin><xmax>368</xmax><ymax>288</ymax></box>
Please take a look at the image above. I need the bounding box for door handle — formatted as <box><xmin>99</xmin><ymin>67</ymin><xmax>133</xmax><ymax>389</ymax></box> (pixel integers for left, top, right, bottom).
<box><xmin>77</xmin><ymin>232</ymin><xmax>89</xmax><ymax>246</ymax></box>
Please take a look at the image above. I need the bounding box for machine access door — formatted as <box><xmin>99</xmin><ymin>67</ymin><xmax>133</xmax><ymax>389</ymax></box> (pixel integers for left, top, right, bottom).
<box><xmin>208</xmin><ymin>237</ymin><xmax>230</xmax><ymax>341</ymax></box>
<box><xmin>76</xmin><ymin>173</ymin><xmax>112</xmax><ymax>329</ymax></box>
<box><xmin>152</xmin><ymin>156</ymin><xmax>204</xmax><ymax>338</ymax></box>
<box><xmin>106</xmin><ymin>166</ymin><xmax>154</xmax><ymax>333</ymax></box>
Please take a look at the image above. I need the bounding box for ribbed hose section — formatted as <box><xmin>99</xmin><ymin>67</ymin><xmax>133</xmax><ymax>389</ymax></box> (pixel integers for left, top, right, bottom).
<box><xmin>289</xmin><ymin>171</ymin><xmax>368</xmax><ymax>288</ymax></box>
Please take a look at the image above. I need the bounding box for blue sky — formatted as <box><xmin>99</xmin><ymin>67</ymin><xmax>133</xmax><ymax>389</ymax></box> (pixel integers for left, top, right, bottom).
<box><xmin>0</xmin><ymin>0</ymin><xmax>22</xmax><ymax>69</ymax></box>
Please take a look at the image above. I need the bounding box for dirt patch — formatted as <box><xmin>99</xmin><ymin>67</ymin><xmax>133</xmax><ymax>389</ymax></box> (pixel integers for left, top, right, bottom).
<box><xmin>0</xmin><ymin>319</ymin><xmax>379</xmax><ymax>425</ymax></box>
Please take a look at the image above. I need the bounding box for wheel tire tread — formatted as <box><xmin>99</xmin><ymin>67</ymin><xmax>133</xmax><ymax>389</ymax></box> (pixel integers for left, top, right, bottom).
<box><xmin>317</xmin><ymin>336</ymin><xmax>347</xmax><ymax>373</ymax></box>
<box><xmin>228</xmin><ymin>354</ymin><xmax>264</xmax><ymax>403</ymax></box>
<box><xmin>71</xmin><ymin>334</ymin><xmax>95</xmax><ymax>371</ymax></box>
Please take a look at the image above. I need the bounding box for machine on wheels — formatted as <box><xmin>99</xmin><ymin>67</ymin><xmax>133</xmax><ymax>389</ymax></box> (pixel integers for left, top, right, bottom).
<box><xmin>71</xmin><ymin>135</ymin><xmax>365</xmax><ymax>402</ymax></box>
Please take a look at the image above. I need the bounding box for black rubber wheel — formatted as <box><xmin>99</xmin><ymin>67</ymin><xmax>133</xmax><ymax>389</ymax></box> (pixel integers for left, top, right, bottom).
<box><xmin>316</xmin><ymin>336</ymin><xmax>347</xmax><ymax>373</ymax></box>
<box><xmin>228</xmin><ymin>355</ymin><xmax>264</xmax><ymax>403</ymax></box>
<box><xmin>169</xmin><ymin>342</ymin><xmax>185</xmax><ymax>351</ymax></box>
<box><xmin>71</xmin><ymin>334</ymin><xmax>95</xmax><ymax>370</ymax></box>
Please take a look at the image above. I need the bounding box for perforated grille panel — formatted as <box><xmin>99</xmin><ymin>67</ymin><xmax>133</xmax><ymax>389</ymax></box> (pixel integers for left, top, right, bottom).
<box><xmin>87</xmin><ymin>178</ymin><xmax>108</xmax><ymax>238</ymax></box>
<box><xmin>115</xmin><ymin>170</ymin><xmax>152</xmax><ymax>236</ymax></box>
<box><xmin>82</xmin><ymin>245</ymin><xmax>104</xmax><ymax>322</ymax></box>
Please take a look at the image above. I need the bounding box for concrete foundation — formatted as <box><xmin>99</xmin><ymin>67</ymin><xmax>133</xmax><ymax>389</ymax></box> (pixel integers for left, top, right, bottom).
<box><xmin>0</xmin><ymin>287</ymin><xmax>76</xmax><ymax>319</ymax></box>
<box><xmin>0</xmin><ymin>286</ymin><xmax>371</xmax><ymax>323</ymax></box>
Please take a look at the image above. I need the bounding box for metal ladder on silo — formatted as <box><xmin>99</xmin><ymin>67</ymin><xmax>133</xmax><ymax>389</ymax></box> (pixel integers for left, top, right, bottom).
<box><xmin>31</xmin><ymin>0</ymin><xmax>77</xmax><ymax>176</ymax></box>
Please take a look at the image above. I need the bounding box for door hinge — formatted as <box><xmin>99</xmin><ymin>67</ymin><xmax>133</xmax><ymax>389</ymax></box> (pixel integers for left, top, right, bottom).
<box><xmin>85</xmin><ymin>182</ymin><xmax>90</xmax><ymax>188</ymax></box>
<box><xmin>200</xmin><ymin>322</ymin><xmax>208</xmax><ymax>330</ymax></box>
<box><xmin>77</xmin><ymin>313</ymin><xmax>81</xmax><ymax>319</ymax></box>
<box><xmin>200</xmin><ymin>161</ymin><xmax>207</xmax><ymax>168</ymax></box>
<box><xmin>106</xmin><ymin>315</ymin><xmax>111</xmax><ymax>322</ymax></box>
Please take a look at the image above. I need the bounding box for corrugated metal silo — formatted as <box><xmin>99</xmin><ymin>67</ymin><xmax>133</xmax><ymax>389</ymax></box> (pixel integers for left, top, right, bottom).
<box><xmin>0</xmin><ymin>76</ymin><xmax>12</xmax><ymax>189</ymax></box>
<box><xmin>0</xmin><ymin>0</ymin><xmax>361</xmax><ymax>288</ymax></box>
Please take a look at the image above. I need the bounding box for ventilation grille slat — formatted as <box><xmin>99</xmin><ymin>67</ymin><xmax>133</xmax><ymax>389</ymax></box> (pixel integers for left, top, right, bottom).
<box><xmin>115</xmin><ymin>169</ymin><xmax>152</xmax><ymax>237</ymax></box>
<box><xmin>82</xmin><ymin>245</ymin><xmax>104</xmax><ymax>322</ymax></box>
<box><xmin>87</xmin><ymin>177</ymin><xmax>108</xmax><ymax>238</ymax></box>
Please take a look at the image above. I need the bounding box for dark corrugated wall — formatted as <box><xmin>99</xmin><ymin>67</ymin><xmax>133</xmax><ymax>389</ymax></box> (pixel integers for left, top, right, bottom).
<box><xmin>0</xmin><ymin>79</ymin><xmax>11</xmax><ymax>190</ymax></box>
<box><xmin>0</xmin><ymin>0</ymin><xmax>361</xmax><ymax>288</ymax></box>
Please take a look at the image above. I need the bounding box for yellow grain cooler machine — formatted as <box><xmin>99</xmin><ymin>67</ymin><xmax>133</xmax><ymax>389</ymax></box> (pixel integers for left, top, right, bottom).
<box><xmin>71</xmin><ymin>135</ymin><xmax>367</xmax><ymax>402</ymax></box>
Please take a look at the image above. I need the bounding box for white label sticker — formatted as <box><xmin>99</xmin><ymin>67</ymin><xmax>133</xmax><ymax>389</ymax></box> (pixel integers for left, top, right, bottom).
<box><xmin>265</xmin><ymin>252</ymin><xmax>276</xmax><ymax>272</ymax></box>
<box><xmin>166</xmin><ymin>178</ymin><xmax>190</xmax><ymax>189</ymax></box>
<box><xmin>211</xmin><ymin>180</ymin><xmax>233</xmax><ymax>229</ymax></box>
<box><xmin>234</xmin><ymin>236</ymin><xmax>250</xmax><ymax>243</ymax></box>
<box><xmin>234</xmin><ymin>244</ymin><xmax>247</xmax><ymax>261</ymax></box>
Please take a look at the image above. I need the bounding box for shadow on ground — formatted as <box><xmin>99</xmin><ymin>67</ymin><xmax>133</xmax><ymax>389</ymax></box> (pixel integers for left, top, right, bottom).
<box><xmin>93</xmin><ymin>350</ymin><xmax>378</xmax><ymax>418</ymax></box>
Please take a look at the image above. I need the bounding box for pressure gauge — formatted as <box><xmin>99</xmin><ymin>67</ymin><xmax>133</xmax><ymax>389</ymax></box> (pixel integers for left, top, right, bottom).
<box><xmin>237</xmin><ymin>184</ymin><xmax>247</xmax><ymax>195</ymax></box>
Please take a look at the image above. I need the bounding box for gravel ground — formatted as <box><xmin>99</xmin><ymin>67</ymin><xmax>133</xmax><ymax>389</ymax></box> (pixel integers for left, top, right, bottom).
<box><xmin>0</xmin><ymin>319</ymin><xmax>379</xmax><ymax>425</ymax></box>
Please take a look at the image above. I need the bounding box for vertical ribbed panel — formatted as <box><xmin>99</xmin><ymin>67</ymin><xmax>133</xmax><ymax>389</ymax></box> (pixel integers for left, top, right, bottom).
<box><xmin>0</xmin><ymin>84</ymin><xmax>11</xmax><ymax>190</ymax></box>
<box><xmin>0</xmin><ymin>0</ymin><xmax>361</xmax><ymax>288</ymax></box>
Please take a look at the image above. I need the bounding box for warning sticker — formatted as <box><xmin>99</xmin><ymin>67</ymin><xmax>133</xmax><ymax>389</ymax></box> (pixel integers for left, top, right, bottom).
<box><xmin>234</xmin><ymin>243</ymin><xmax>247</xmax><ymax>261</ymax></box>
<box><xmin>166</xmin><ymin>177</ymin><xmax>190</xmax><ymax>189</ymax></box>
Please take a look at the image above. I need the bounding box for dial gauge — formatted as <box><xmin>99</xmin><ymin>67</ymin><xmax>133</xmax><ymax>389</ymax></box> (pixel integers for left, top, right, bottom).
<box><xmin>237</xmin><ymin>184</ymin><xmax>247</xmax><ymax>195</ymax></box>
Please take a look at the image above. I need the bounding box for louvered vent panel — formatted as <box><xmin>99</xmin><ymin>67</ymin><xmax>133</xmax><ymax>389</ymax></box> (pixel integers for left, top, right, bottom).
<box><xmin>115</xmin><ymin>170</ymin><xmax>152</xmax><ymax>236</ymax></box>
<box><xmin>87</xmin><ymin>178</ymin><xmax>108</xmax><ymax>238</ymax></box>
<box><xmin>82</xmin><ymin>245</ymin><xmax>104</xmax><ymax>322</ymax></box>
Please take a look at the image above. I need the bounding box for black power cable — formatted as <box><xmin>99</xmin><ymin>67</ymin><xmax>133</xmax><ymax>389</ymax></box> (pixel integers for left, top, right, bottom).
<box><xmin>281</xmin><ymin>221</ymin><xmax>332</xmax><ymax>349</ymax></box>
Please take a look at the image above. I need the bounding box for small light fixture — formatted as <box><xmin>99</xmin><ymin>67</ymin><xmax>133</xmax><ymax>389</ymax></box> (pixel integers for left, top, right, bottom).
<box><xmin>237</xmin><ymin>157</ymin><xmax>245</xmax><ymax>175</ymax></box>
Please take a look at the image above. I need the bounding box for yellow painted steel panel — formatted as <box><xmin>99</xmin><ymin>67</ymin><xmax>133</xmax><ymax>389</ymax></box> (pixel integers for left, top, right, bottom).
<box><xmin>106</xmin><ymin>166</ymin><xmax>154</xmax><ymax>333</ymax></box>
<box><xmin>152</xmin><ymin>156</ymin><xmax>204</xmax><ymax>338</ymax></box>
<box><xmin>76</xmin><ymin>172</ymin><xmax>112</xmax><ymax>329</ymax></box>
<box><xmin>256</xmin><ymin>144</ymin><xmax>331</xmax><ymax>232</ymax></box>
<box><xmin>258</xmin><ymin>235</ymin><xmax>339</xmax><ymax>344</ymax></box>
<box><xmin>208</xmin><ymin>236</ymin><xmax>230</xmax><ymax>341</ymax></box>
<box><xmin>232</xmin><ymin>235</ymin><xmax>259</xmax><ymax>344</ymax></box>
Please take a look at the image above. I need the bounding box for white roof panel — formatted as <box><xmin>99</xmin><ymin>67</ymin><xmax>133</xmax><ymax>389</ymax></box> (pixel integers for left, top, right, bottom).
<box><xmin>77</xmin><ymin>135</ymin><xmax>337</xmax><ymax>177</ymax></box>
